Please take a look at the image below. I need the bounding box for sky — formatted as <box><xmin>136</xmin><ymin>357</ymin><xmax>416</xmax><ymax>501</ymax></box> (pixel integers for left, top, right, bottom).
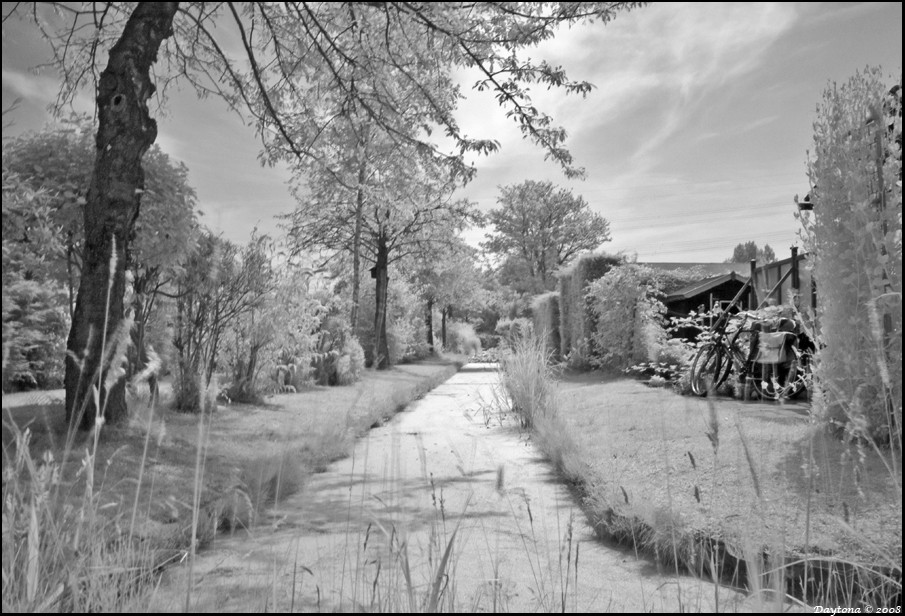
<box><xmin>2</xmin><ymin>2</ymin><xmax>902</xmax><ymax>264</ymax></box>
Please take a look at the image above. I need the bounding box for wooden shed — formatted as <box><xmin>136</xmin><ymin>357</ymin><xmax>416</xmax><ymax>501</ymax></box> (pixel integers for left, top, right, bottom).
<box><xmin>664</xmin><ymin>272</ymin><xmax>749</xmax><ymax>338</ymax></box>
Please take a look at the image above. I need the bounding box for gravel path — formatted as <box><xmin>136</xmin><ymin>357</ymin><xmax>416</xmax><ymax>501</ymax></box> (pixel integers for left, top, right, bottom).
<box><xmin>151</xmin><ymin>364</ymin><xmax>748</xmax><ymax>612</ymax></box>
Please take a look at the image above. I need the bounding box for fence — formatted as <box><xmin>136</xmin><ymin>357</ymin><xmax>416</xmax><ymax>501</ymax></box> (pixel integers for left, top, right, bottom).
<box><xmin>747</xmin><ymin>247</ymin><xmax>816</xmax><ymax>311</ymax></box>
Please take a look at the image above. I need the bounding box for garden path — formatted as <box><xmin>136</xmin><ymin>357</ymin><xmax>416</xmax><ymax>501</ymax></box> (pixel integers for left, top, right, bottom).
<box><xmin>150</xmin><ymin>364</ymin><xmax>752</xmax><ymax>612</ymax></box>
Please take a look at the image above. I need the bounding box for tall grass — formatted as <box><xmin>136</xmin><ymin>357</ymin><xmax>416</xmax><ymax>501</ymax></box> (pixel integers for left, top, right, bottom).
<box><xmin>2</xmin><ymin>245</ymin><xmax>207</xmax><ymax>612</ymax></box>
<box><xmin>497</xmin><ymin>326</ymin><xmax>902</xmax><ymax>609</ymax></box>
<box><xmin>2</xmin><ymin>319</ymin><xmax>161</xmax><ymax>610</ymax></box>
<box><xmin>498</xmin><ymin>331</ymin><xmax>557</xmax><ymax>429</ymax></box>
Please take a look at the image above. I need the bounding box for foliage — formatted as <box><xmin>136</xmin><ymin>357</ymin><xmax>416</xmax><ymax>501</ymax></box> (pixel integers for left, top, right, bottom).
<box><xmin>224</xmin><ymin>248</ymin><xmax>328</xmax><ymax>401</ymax></box>
<box><xmin>1</xmin><ymin>167</ymin><xmax>69</xmax><ymax>390</ymax></box>
<box><xmin>285</xmin><ymin>125</ymin><xmax>478</xmax><ymax>368</ymax></box>
<box><xmin>14</xmin><ymin>3</ymin><xmax>647</xmax><ymax>180</ymax></box>
<box><xmin>2</xmin><ymin>119</ymin><xmax>87</xmax><ymax>296</ymax></box>
<box><xmin>447</xmin><ymin>321</ymin><xmax>482</xmax><ymax>356</ymax></box>
<box><xmin>336</xmin><ymin>337</ymin><xmax>366</xmax><ymax>386</ymax></box>
<box><xmin>627</xmin><ymin>338</ymin><xmax>697</xmax><ymax>393</ymax></box>
<box><xmin>495</xmin><ymin>254</ymin><xmax>548</xmax><ymax>296</ymax></box>
<box><xmin>586</xmin><ymin>264</ymin><xmax>666</xmax><ymax>370</ymax></box>
<box><xmin>406</xmin><ymin>238</ymin><xmax>484</xmax><ymax>315</ymax></box>
<box><xmin>311</xmin><ymin>314</ymin><xmax>366</xmax><ymax>387</ymax></box>
<box><xmin>726</xmin><ymin>241</ymin><xmax>776</xmax><ymax>265</ymax></box>
<box><xmin>8</xmin><ymin>1</ymin><xmax>644</xmax><ymax>422</ymax></box>
<box><xmin>557</xmin><ymin>252</ymin><xmax>624</xmax><ymax>365</ymax></box>
<box><xmin>172</xmin><ymin>233</ymin><xmax>272</xmax><ymax>412</ymax></box>
<box><xmin>802</xmin><ymin>68</ymin><xmax>902</xmax><ymax>443</ymax></box>
<box><xmin>484</xmin><ymin>180</ymin><xmax>611</xmax><ymax>289</ymax></box>
<box><xmin>356</xmin><ymin>272</ymin><xmax>430</xmax><ymax>366</ymax></box>
<box><xmin>2</xmin><ymin>116</ymin><xmax>197</xmax><ymax>394</ymax></box>
<box><xmin>495</xmin><ymin>317</ymin><xmax>534</xmax><ymax>348</ymax></box>
<box><xmin>2</xmin><ymin>115</ymin><xmax>197</xmax><ymax>305</ymax></box>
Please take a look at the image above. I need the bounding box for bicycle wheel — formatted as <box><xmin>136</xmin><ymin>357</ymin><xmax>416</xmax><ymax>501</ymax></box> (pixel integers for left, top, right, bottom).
<box><xmin>690</xmin><ymin>342</ymin><xmax>731</xmax><ymax>396</ymax></box>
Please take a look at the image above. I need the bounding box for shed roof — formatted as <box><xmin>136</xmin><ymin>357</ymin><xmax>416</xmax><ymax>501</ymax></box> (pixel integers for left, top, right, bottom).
<box><xmin>639</xmin><ymin>262</ymin><xmax>748</xmax><ymax>276</ymax></box>
<box><xmin>665</xmin><ymin>272</ymin><xmax>748</xmax><ymax>303</ymax></box>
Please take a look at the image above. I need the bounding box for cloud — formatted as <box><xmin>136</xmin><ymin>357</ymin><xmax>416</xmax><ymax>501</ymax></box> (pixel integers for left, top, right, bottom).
<box><xmin>1</xmin><ymin>67</ymin><xmax>94</xmax><ymax>114</ymax></box>
<box><xmin>2</xmin><ymin>68</ymin><xmax>56</xmax><ymax>102</ymax></box>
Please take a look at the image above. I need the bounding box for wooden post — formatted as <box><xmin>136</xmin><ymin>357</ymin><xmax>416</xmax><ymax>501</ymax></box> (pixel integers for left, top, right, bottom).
<box><xmin>790</xmin><ymin>246</ymin><xmax>799</xmax><ymax>308</ymax></box>
<box><xmin>791</xmin><ymin>246</ymin><xmax>800</xmax><ymax>291</ymax></box>
<box><xmin>749</xmin><ymin>259</ymin><xmax>758</xmax><ymax>309</ymax></box>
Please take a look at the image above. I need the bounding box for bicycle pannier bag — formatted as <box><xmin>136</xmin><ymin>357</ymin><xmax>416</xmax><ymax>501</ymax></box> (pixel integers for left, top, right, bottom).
<box><xmin>755</xmin><ymin>331</ymin><xmax>792</xmax><ymax>364</ymax></box>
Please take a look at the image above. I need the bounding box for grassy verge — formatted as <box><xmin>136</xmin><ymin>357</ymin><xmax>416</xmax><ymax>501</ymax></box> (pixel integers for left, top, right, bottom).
<box><xmin>1</xmin><ymin>356</ymin><xmax>462</xmax><ymax>612</ymax></box>
<box><xmin>499</xmin><ymin>335</ymin><xmax>902</xmax><ymax>609</ymax></box>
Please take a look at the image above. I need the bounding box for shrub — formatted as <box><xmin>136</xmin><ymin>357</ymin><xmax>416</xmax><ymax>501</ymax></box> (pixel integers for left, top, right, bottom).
<box><xmin>336</xmin><ymin>336</ymin><xmax>365</xmax><ymax>385</ymax></box>
<box><xmin>448</xmin><ymin>321</ymin><xmax>482</xmax><ymax>356</ymax></box>
<box><xmin>1</xmin><ymin>279</ymin><xmax>69</xmax><ymax>390</ymax></box>
<box><xmin>495</xmin><ymin>317</ymin><xmax>533</xmax><ymax>347</ymax></box>
<box><xmin>387</xmin><ymin>314</ymin><xmax>430</xmax><ymax>364</ymax></box>
<box><xmin>803</xmin><ymin>68</ymin><xmax>902</xmax><ymax>443</ymax></box>
<box><xmin>586</xmin><ymin>264</ymin><xmax>666</xmax><ymax>370</ymax></box>
<box><xmin>313</xmin><ymin>316</ymin><xmax>366</xmax><ymax>386</ymax></box>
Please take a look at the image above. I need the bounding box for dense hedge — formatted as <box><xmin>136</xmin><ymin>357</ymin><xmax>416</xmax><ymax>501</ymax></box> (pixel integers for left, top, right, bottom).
<box><xmin>586</xmin><ymin>264</ymin><xmax>665</xmax><ymax>370</ymax></box>
<box><xmin>556</xmin><ymin>253</ymin><xmax>623</xmax><ymax>364</ymax></box>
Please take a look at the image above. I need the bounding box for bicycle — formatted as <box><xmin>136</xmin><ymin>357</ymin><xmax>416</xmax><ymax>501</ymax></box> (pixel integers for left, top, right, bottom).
<box><xmin>690</xmin><ymin>310</ymin><xmax>812</xmax><ymax>401</ymax></box>
<box><xmin>689</xmin><ymin>310</ymin><xmax>758</xmax><ymax>398</ymax></box>
<box><xmin>746</xmin><ymin>316</ymin><xmax>812</xmax><ymax>400</ymax></box>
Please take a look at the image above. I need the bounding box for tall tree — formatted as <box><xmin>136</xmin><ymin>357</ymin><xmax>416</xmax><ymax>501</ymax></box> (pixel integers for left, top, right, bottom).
<box><xmin>405</xmin><ymin>237</ymin><xmax>483</xmax><ymax>352</ymax></box>
<box><xmin>8</xmin><ymin>2</ymin><xmax>643</xmax><ymax>427</ymax></box>
<box><xmin>3</xmin><ymin>115</ymin><xmax>198</xmax><ymax>422</ymax></box>
<box><xmin>726</xmin><ymin>241</ymin><xmax>776</xmax><ymax>264</ymax></box>
<box><xmin>287</xmin><ymin>141</ymin><xmax>477</xmax><ymax>368</ymax></box>
<box><xmin>484</xmin><ymin>180</ymin><xmax>611</xmax><ymax>289</ymax></box>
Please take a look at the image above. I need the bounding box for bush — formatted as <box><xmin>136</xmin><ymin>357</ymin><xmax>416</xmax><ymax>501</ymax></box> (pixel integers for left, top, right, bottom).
<box><xmin>448</xmin><ymin>321</ymin><xmax>482</xmax><ymax>356</ymax></box>
<box><xmin>387</xmin><ymin>314</ymin><xmax>430</xmax><ymax>364</ymax></box>
<box><xmin>313</xmin><ymin>316</ymin><xmax>366</xmax><ymax>386</ymax></box>
<box><xmin>495</xmin><ymin>317</ymin><xmax>533</xmax><ymax>347</ymax></box>
<box><xmin>1</xmin><ymin>279</ymin><xmax>69</xmax><ymax>390</ymax></box>
<box><xmin>586</xmin><ymin>264</ymin><xmax>666</xmax><ymax>370</ymax></box>
<box><xmin>336</xmin><ymin>336</ymin><xmax>365</xmax><ymax>385</ymax></box>
<box><xmin>803</xmin><ymin>68</ymin><xmax>902</xmax><ymax>443</ymax></box>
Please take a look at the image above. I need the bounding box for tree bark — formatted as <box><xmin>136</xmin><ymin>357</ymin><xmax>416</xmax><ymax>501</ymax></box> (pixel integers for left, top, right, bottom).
<box><xmin>66</xmin><ymin>233</ymin><xmax>76</xmax><ymax>319</ymax></box>
<box><xmin>425</xmin><ymin>297</ymin><xmax>434</xmax><ymax>353</ymax></box>
<box><xmin>350</xmin><ymin>158</ymin><xmax>366</xmax><ymax>331</ymax></box>
<box><xmin>441</xmin><ymin>306</ymin><xmax>449</xmax><ymax>349</ymax></box>
<box><xmin>373</xmin><ymin>232</ymin><xmax>390</xmax><ymax>369</ymax></box>
<box><xmin>65</xmin><ymin>3</ymin><xmax>179</xmax><ymax>431</ymax></box>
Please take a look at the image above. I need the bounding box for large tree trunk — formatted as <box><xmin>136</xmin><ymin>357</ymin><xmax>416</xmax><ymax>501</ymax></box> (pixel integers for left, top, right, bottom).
<box><xmin>373</xmin><ymin>232</ymin><xmax>390</xmax><ymax>370</ymax></box>
<box><xmin>65</xmin><ymin>3</ymin><xmax>179</xmax><ymax>431</ymax></box>
<box><xmin>425</xmin><ymin>297</ymin><xmax>434</xmax><ymax>353</ymax></box>
<box><xmin>441</xmin><ymin>306</ymin><xmax>449</xmax><ymax>349</ymax></box>
<box><xmin>350</xmin><ymin>158</ymin><xmax>366</xmax><ymax>330</ymax></box>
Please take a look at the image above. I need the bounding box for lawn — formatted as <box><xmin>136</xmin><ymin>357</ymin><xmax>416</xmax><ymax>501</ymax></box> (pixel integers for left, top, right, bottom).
<box><xmin>540</xmin><ymin>370</ymin><xmax>902</xmax><ymax>606</ymax></box>
<box><xmin>1</xmin><ymin>356</ymin><xmax>463</xmax><ymax>612</ymax></box>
